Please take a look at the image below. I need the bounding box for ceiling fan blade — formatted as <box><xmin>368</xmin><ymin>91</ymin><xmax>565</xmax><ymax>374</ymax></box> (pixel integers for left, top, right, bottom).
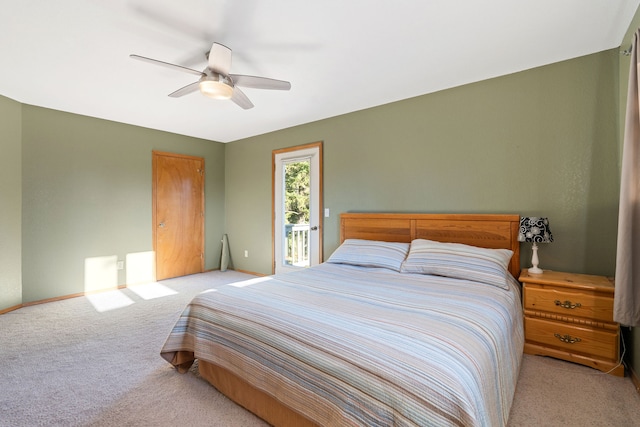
<box><xmin>208</xmin><ymin>43</ymin><xmax>232</xmax><ymax>75</ymax></box>
<box><xmin>130</xmin><ymin>54</ymin><xmax>204</xmax><ymax>77</ymax></box>
<box><xmin>168</xmin><ymin>81</ymin><xmax>200</xmax><ymax>98</ymax></box>
<box><xmin>231</xmin><ymin>87</ymin><xmax>254</xmax><ymax>109</ymax></box>
<box><xmin>230</xmin><ymin>74</ymin><xmax>291</xmax><ymax>90</ymax></box>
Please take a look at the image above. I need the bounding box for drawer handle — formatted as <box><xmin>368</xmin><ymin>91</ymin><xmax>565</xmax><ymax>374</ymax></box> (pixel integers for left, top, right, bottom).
<box><xmin>554</xmin><ymin>333</ymin><xmax>582</xmax><ymax>344</ymax></box>
<box><xmin>554</xmin><ymin>300</ymin><xmax>582</xmax><ymax>309</ymax></box>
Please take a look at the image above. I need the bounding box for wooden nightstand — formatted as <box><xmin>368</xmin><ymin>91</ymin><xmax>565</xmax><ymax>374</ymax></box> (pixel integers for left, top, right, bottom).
<box><xmin>519</xmin><ymin>269</ymin><xmax>624</xmax><ymax>376</ymax></box>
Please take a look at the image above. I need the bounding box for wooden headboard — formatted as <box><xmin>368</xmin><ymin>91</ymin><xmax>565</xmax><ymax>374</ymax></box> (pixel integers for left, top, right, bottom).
<box><xmin>340</xmin><ymin>213</ymin><xmax>521</xmax><ymax>278</ymax></box>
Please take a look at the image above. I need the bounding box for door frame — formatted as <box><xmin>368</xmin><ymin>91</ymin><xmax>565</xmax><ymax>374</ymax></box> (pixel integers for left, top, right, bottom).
<box><xmin>272</xmin><ymin>141</ymin><xmax>323</xmax><ymax>274</ymax></box>
<box><xmin>152</xmin><ymin>150</ymin><xmax>205</xmax><ymax>280</ymax></box>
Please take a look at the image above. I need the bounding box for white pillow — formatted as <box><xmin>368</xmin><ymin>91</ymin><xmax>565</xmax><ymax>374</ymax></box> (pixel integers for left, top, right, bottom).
<box><xmin>400</xmin><ymin>239</ymin><xmax>513</xmax><ymax>289</ymax></box>
<box><xmin>326</xmin><ymin>239</ymin><xmax>410</xmax><ymax>272</ymax></box>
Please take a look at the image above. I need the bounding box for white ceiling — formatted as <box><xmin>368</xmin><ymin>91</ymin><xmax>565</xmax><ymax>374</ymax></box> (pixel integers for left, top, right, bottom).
<box><xmin>1</xmin><ymin>1</ymin><xmax>638</xmax><ymax>143</ymax></box>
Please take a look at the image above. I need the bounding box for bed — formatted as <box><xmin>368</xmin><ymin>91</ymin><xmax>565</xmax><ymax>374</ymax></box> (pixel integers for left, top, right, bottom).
<box><xmin>161</xmin><ymin>213</ymin><xmax>524</xmax><ymax>426</ymax></box>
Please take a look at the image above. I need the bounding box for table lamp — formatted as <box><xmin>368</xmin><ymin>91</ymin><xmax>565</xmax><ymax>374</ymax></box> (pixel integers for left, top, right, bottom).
<box><xmin>518</xmin><ymin>217</ymin><xmax>553</xmax><ymax>274</ymax></box>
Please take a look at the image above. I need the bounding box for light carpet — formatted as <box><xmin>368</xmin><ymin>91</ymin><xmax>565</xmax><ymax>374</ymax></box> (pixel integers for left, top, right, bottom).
<box><xmin>1</xmin><ymin>270</ymin><xmax>640</xmax><ymax>426</ymax></box>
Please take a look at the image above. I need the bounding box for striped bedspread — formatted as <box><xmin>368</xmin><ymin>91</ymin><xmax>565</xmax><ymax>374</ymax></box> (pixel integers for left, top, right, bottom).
<box><xmin>161</xmin><ymin>263</ymin><xmax>524</xmax><ymax>426</ymax></box>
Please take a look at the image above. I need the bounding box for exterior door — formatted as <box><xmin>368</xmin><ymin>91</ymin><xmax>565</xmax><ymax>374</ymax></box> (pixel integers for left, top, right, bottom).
<box><xmin>153</xmin><ymin>151</ymin><xmax>204</xmax><ymax>281</ymax></box>
<box><xmin>273</xmin><ymin>142</ymin><xmax>322</xmax><ymax>274</ymax></box>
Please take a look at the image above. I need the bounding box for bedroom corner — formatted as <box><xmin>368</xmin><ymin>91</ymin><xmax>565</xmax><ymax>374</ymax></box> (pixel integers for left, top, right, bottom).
<box><xmin>0</xmin><ymin>94</ymin><xmax>22</xmax><ymax>312</ymax></box>
<box><xmin>15</xmin><ymin>105</ymin><xmax>226</xmax><ymax>305</ymax></box>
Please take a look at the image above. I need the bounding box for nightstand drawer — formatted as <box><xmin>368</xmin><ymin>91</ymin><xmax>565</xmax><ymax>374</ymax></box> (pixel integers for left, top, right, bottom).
<box><xmin>525</xmin><ymin>317</ymin><xmax>618</xmax><ymax>361</ymax></box>
<box><xmin>524</xmin><ymin>287</ymin><xmax>613</xmax><ymax>323</ymax></box>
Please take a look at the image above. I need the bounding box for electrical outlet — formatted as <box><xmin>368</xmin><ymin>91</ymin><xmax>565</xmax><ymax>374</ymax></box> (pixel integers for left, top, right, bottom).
<box><xmin>244</xmin><ymin>250</ymin><xmax>249</xmax><ymax>258</ymax></box>
<box><xmin>117</xmin><ymin>261</ymin><xmax>124</xmax><ymax>270</ymax></box>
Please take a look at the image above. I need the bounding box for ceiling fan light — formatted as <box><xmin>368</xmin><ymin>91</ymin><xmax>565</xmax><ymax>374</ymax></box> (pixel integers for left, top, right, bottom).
<box><xmin>199</xmin><ymin>80</ymin><xmax>233</xmax><ymax>100</ymax></box>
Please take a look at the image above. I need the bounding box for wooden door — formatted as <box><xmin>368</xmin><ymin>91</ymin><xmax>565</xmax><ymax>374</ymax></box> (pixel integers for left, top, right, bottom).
<box><xmin>153</xmin><ymin>151</ymin><xmax>204</xmax><ymax>281</ymax></box>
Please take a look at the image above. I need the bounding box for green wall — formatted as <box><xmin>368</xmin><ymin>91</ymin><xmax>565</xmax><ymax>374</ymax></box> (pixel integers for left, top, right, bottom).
<box><xmin>225</xmin><ymin>51</ymin><xmax>621</xmax><ymax>278</ymax></box>
<box><xmin>19</xmin><ymin>106</ymin><xmax>225</xmax><ymax>303</ymax></box>
<box><xmin>0</xmin><ymin>95</ymin><xmax>22</xmax><ymax>309</ymax></box>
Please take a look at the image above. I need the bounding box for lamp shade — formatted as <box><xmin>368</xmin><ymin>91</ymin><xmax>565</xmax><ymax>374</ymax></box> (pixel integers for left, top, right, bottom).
<box><xmin>518</xmin><ymin>217</ymin><xmax>553</xmax><ymax>243</ymax></box>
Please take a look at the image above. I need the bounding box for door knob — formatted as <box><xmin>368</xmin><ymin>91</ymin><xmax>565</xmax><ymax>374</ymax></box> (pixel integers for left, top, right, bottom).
<box><xmin>159</xmin><ymin>222</ymin><xmax>166</xmax><ymax>228</ymax></box>
<box><xmin>310</xmin><ymin>226</ymin><xmax>318</xmax><ymax>231</ymax></box>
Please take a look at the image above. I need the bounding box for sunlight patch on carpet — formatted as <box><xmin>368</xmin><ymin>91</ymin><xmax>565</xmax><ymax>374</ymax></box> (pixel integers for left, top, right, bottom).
<box><xmin>86</xmin><ymin>290</ymin><xmax>135</xmax><ymax>312</ymax></box>
<box><xmin>229</xmin><ymin>276</ymin><xmax>272</xmax><ymax>288</ymax></box>
<box><xmin>128</xmin><ymin>282</ymin><xmax>178</xmax><ymax>300</ymax></box>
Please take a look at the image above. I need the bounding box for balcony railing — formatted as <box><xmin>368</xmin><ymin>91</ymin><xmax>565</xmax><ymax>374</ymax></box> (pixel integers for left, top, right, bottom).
<box><xmin>285</xmin><ymin>223</ymin><xmax>310</xmax><ymax>267</ymax></box>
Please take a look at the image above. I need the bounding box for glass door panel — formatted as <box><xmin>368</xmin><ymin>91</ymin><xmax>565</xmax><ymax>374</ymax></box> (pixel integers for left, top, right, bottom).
<box><xmin>282</xmin><ymin>159</ymin><xmax>310</xmax><ymax>268</ymax></box>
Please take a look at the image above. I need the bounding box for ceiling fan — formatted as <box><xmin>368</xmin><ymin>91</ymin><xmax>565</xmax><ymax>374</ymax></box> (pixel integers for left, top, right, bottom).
<box><xmin>130</xmin><ymin>42</ymin><xmax>291</xmax><ymax>109</ymax></box>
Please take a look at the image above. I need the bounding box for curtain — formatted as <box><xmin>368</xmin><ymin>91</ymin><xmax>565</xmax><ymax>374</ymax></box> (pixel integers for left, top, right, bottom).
<box><xmin>615</xmin><ymin>29</ymin><xmax>640</xmax><ymax>326</ymax></box>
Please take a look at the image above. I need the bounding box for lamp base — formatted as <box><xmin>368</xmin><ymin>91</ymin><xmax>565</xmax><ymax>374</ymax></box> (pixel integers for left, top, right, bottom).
<box><xmin>528</xmin><ymin>242</ymin><xmax>544</xmax><ymax>274</ymax></box>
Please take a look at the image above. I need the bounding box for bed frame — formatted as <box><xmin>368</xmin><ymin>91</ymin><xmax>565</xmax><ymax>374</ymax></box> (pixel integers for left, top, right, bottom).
<box><xmin>199</xmin><ymin>213</ymin><xmax>521</xmax><ymax>426</ymax></box>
